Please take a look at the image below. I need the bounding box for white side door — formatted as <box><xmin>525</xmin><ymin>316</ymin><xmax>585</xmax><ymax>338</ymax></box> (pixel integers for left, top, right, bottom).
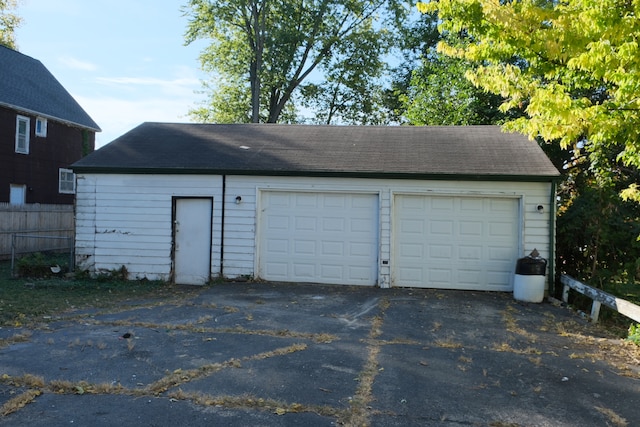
<box><xmin>174</xmin><ymin>198</ymin><xmax>212</xmax><ymax>285</ymax></box>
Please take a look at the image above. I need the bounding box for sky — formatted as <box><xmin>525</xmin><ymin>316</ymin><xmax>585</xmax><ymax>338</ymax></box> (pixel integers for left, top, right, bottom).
<box><xmin>15</xmin><ymin>0</ymin><xmax>209</xmax><ymax>148</ymax></box>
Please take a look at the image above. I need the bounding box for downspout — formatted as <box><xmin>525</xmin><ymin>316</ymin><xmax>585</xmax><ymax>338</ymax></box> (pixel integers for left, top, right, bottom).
<box><xmin>220</xmin><ymin>175</ymin><xmax>226</xmax><ymax>278</ymax></box>
<box><xmin>548</xmin><ymin>179</ymin><xmax>557</xmax><ymax>297</ymax></box>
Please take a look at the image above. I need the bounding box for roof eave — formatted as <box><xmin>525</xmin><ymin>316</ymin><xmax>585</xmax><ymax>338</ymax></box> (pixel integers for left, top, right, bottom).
<box><xmin>71</xmin><ymin>166</ymin><xmax>561</xmax><ymax>182</ymax></box>
<box><xmin>0</xmin><ymin>102</ymin><xmax>102</xmax><ymax>132</ymax></box>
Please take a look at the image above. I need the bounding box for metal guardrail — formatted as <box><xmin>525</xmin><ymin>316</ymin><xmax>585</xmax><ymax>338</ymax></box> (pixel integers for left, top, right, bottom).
<box><xmin>560</xmin><ymin>274</ymin><xmax>640</xmax><ymax>323</ymax></box>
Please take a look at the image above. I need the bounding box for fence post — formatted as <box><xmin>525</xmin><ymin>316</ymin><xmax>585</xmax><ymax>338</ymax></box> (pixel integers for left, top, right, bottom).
<box><xmin>590</xmin><ymin>301</ymin><xmax>602</xmax><ymax>323</ymax></box>
<box><xmin>10</xmin><ymin>233</ymin><xmax>15</xmax><ymax>277</ymax></box>
<box><xmin>68</xmin><ymin>236</ymin><xmax>75</xmax><ymax>272</ymax></box>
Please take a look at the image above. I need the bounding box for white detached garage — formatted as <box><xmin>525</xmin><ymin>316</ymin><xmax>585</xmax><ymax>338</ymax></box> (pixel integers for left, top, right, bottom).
<box><xmin>72</xmin><ymin>124</ymin><xmax>559</xmax><ymax>292</ymax></box>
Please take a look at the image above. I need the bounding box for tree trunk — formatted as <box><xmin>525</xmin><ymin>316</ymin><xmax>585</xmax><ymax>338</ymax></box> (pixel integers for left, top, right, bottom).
<box><xmin>250</xmin><ymin>2</ymin><xmax>263</xmax><ymax>123</ymax></box>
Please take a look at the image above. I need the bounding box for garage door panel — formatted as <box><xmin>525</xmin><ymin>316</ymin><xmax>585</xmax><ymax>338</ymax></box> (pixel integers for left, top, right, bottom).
<box><xmin>350</xmin><ymin>241</ymin><xmax>374</xmax><ymax>257</ymax></box>
<box><xmin>430</xmin><ymin>220</ymin><xmax>453</xmax><ymax>235</ymax></box>
<box><xmin>459</xmin><ymin>269</ymin><xmax>481</xmax><ymax>285</ymax></box>
<box><xmin>491</xmin><ymin>199</ymin><xmax>516</xmax><ymax>211</ymax></box>
<box><xmin>294</xmin><ymin>240</ymin><xmax>316</xmax><ymax>254</ymax></box>
<box><xmin>351</xmin><ymin>218</ymin><xmax>375</xmax><ymax>233</ymax></box>
<box><xmin>429</xmin><ymin>244</ymin><xmax>451</xmax><ymax>259</ymax></box>
<box><xmin>269</xmin><ymin>193</ymin><xmax>291</xmax><ymax>207</ymax></box>
<box><xmin>267</xmin><ymin>239</ymin><xmax>288</xmax><ymax>253</ymax></box>
<box><xmin>324</xmin><ymin>195</ymin><xmax>346</xmax><ymax>208</ymax></box>
<box><xmin>323</xmin><ymin>217</ymin><xmax>345</xmax><ymax>231</ymax></box>
<box><xmin>294</xmin><ymin>263</ymin><xmax>315</xmax><ymax>278</ymax></box>
<box><xmin>296</xmin><ymin>194</ymin><xmax>318</xmax><ymax>207</ymax></box>
<box><xmin>489</xmin><ymin>223</ymin><xmax>515</xmax><ymax>237</ymax></box>
<box><xmin>351</xmin><ymin>194</ymin><xmax>373</xmax><ymax>208</ymax></box>
<box><xmin>266</xmin><ymin>262</ymin><xmax>288</xmax><ymax>277</ymax></box>
<box><xmin>259</xmin><ymin>191</ymin><xmax>379</xmax><ymax>286</ymax></box>
<box><xmin>295</xmin><ymin>216</ymin><xmax>317</xmax><ymax>231</ymax></box>
<box><xmin>429</xmin><ymin>268</ymin><xmax>452</xmax><ymax>284</ymax></box>
<box><xmin>459</xmin><ymin>221</ymin><xmax>483</xmax><ymax>236</ymax></box>
<box><xmin>432</xmin><ymin>197</ymin><xmax>454</xmax><ymax>211</ymax></box>
<box><xmin>393</xmin><ymin>195</ymin><xmax>519</xmax><ymax>291</ymax></box>
<box><xmin>459</xmin><ymin>245</ymin><xmax>482</xmax><ymax>260</ymax></box>
<box><xmin>401</xmin><ymin>219</ymin><xmax>424</xmax><ymax>234</ymax></box>
<box><xmin>321</xmin><ymin>265</ymin><xmax>343</xmax><ymax>278</ymax></box>
<box><xmin>488</xmin><ymin>246</ymin><xmax>514</xmax><ymax>261</ymax></box>
<box><xmin>460</xmin><ymin>198</ymin><xmax>483</xmax><ymax>211</ymax></box>
<box><xmin>488</xmin><ymin>270</ymin><xmax>511</xmax><ymax>283</ymax></box>
<box><xmin>268</xmin><ymin>215</ymin><xmax>289</xmax><ymax>230</ymax></box>
<box><xmin>399</xmin><ymin>242</ymin><xmax>423</xmax><ymax>257</ymax></box>
<box><xmin>321</xmin><ymin>241</ymin><xmax>344</xmax><ymax>256</ymax></box>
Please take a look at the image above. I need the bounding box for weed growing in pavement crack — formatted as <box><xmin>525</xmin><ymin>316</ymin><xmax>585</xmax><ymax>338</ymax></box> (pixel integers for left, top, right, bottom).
<box><xmin>0</xmin><ymin>389</ymin><xmax>41</xmax><ymax>416</ymax></box>
<box><xmin>340</xmin><ymin>297</ymin><xmax>389</xmax><ymax>427</ymax></box>
<box><xmin>0</xmin><ymin>331</ymin><xmax>32</xmax><ymax>349</ymax></box>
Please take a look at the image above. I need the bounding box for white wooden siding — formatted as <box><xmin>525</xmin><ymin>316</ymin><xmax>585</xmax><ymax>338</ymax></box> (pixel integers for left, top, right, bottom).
<box><xmin>75</xmin><ymin>174</ymin><xmax>222</xmax><ymax>281</ymax></box>
<box><xmin>76</xmin><ymin>173</ymin><xmax>553</xmax><ymax>288</ymax></box>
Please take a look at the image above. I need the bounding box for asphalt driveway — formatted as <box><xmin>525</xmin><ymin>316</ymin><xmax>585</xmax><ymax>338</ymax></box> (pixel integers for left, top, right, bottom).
<box><xmin>0</xmin><ymin>282</ymin><xmax>638</xmax><ymax>426</ymax></box>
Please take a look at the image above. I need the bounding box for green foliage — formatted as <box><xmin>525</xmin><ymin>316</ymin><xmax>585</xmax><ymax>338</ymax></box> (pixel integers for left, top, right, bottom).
<box><xmin>419</xmin><ymin>0</ymin><xmax>640</xmax><ymax>202</ymax></box>
<box><xmin>16</xmin><ymin>253</ymin><xmax>68</xmax><ymax>278</ymax></box>
<box><xmin>403</xmin><ymin>55</ymin><xmax>507</xmax><ymax>125</ymax></box>
<box><xmin>0</xmin><ymin>0</ymin><xmax>21</xmax><ymax>49</ymax></box>
<box><xmin>183</xmin><ymin>0</ymin><xmax>408</xmax><ymax>124</ymax></box>
<box><xmin>556</xmin><ymin>172</ymin><xmax>640</xmax><ymax>287</ymax></box>
<box><xmin>416</xmin><ymin>0</ymin><xmax>640</xmax><ymax>303</ymax></box>
<box><xmin>391</xmin><ymin>9</ymin><xmax>510</xmax><ymax>125</ymax></box>
<box><xmin>299</xmin><ymin>22</ymin><xmax>392</xmax><ymax>125</ymax></box>
<box><xmin>628</xmin><ymin>324</ymin><xmax>640</xmax><ymax>345</ymax></box>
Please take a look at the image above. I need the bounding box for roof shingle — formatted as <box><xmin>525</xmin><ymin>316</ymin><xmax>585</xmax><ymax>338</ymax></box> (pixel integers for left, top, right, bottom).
<box><xmin>72</xmin><ymin>123</ymin><xmax>559</xmax><ymax>179</ymax></box>
<box><xmin>0</xmin><ymin>45</ymin><xmax>100</xmax><ymax>131</ymax></box>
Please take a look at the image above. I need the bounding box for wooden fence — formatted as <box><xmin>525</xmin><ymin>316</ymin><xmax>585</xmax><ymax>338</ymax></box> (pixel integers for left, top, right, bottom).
<box><xmin>0</xmin><ymin>203</ymin><xmax>74</xmax><ymax>259</ymax></box>
<box><xmin>560</xmin><ymin>274</ymin><xmax>640</xmax><ymax>323</ymax></box>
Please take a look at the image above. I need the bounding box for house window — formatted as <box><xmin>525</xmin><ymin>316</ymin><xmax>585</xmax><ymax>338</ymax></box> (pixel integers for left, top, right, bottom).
<box><xmin>9</xmin><ymin>184</ymin><xmax>26</xmax><ymax>205</ymax></box>
<box><xmin>59</xmin><ymin>168</ymin><xmax>75</xmax><ymax>194</ymax></box>
<box><xmin>15</xmin><ymin>115</ymin><xmax>30</xmax><ymax>154</ymax></box>
<box><xmin>35</xmin><ymin>117</ymin><xmax>47</xmax><ymax>137</ymax></box>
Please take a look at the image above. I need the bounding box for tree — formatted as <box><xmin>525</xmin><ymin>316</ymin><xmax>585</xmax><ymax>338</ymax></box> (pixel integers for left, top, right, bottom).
<box><xmin>403</xmin><ymin>52</ymin><xmax>508</xmax><ymax>125</ymax></box>
<box><xmin>0</xmin><ymin>0</ymin><xmax>21</xmax><ymax>49</ymax></box>
<box><xmin>183</xmin><ymin>0</ymin><xmax>405</xmax><ymax>124</ymax></box>
<box><xmin>417</xmin><ymin>0</ymin><xmax>640</xmax><ymax>289</ymax></box>
<box><xmin>389</xmin><ymin>8</ymin><xmax>508</xmax><ymax>125</ymax></box>
<box><xmin>418</xmin><ymin>0</ymin><xmax>640</xmax><ymax>201</ymax></box>
<box><xmin>298</xmin><ymin>22</ymin><xmax>390</xmax><ymax>125</ymax></box>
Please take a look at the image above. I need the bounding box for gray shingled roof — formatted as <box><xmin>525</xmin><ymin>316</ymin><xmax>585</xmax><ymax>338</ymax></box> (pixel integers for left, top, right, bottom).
<box><xmin>72</xmin><ymin>123</ymin><xmax>559</xmax><ymax>180</ymax></box>
<box><xmin>0</xmin><ymin>45</ymin><xmax>100</xmax><ymax>131</ymax></box>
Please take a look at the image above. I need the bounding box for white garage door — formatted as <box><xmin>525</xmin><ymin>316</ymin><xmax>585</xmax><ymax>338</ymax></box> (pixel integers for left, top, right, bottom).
<box><xmin>392</xmin><ymin>195</ymin><xmax>520</xmax><ymax>291</ymax></box>
<box><xmin>258</xmin><ymin>191</ymin><xmax>379</xmax><ymax>286</ymax></box>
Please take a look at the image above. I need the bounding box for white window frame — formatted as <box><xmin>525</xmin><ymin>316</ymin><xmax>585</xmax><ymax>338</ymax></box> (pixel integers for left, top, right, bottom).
<box><xmin>15</xmin><ymin>115</ymin><xmax>30</xmax><ymax>154</ymax></box>
<box><xmin>35</xmin><ymin>117</ymin><xmax>47</xmax><ymax>137</ymax></box>
<box><xmin>59</xmin><ymin>168</ymin><xmax>76</xmax><ymax>194</ymax></box>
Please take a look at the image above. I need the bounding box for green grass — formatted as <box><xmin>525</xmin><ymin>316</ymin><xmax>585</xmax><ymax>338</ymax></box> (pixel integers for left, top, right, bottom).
<box><xmin>0</xmin><ymin>260</ymin><xmax>191</xmax><ymax>327</ymax></box>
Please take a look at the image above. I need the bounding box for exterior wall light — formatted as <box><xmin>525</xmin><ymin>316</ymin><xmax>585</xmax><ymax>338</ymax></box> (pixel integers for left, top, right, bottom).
<box><xmin>235</xmin><ymin>196</ymin><xmax>242</xmax><ymax>204</ymax></box>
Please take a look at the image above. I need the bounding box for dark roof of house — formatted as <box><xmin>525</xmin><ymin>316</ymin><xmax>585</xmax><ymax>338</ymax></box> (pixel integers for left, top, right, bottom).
<box><xmin>0</xmin><ymin>45</ymin><xmax>101</xmax><ymax>131</ymax></box>
<box><xmin>72</xmin><ymin>122</ymin><xmax>560</xmax><ymax>180</ymax></box>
